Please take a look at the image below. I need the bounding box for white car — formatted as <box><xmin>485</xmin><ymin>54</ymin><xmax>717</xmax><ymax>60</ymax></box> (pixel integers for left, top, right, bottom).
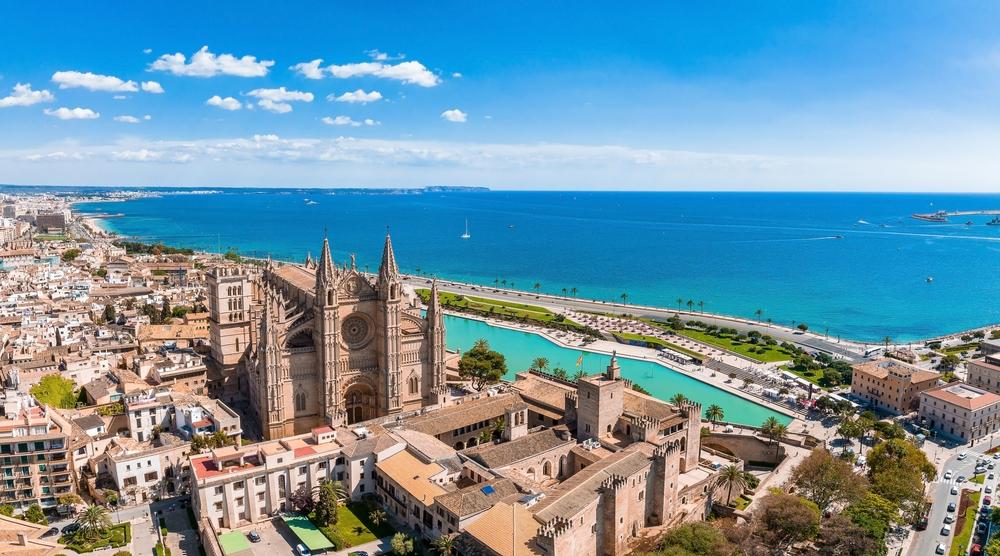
<box><xmin>944</xmin><ymin>470</ymin><xmax>954</xmax><ymax>480</ymax></box>
<box><xmin>944</xmin><ymin>515</ymin><xmax>955</xmax><ymax>524</ymax></box>
<box><xmin>936</xmin><ymin>543</ymin><xmax>946</xmax><ymax>554</ymax></box>
<box><xmin>941</xmin><ymin>524</ymin><xmax>952</xmax><ymax>535</ymax></box>
<box><xmin>988</xmin><ymin>485</ymin><xmax>994</xmax><ymax>494</ymax></box>
<box><xmin>959</xmin><ymin>451</ymin><xmax>969</xmax><ymax>460</ymax></box>
<box><xmin>951</xmin><ymin>485</ymin><xmax>959</xmax><ymax>495</ymax></box>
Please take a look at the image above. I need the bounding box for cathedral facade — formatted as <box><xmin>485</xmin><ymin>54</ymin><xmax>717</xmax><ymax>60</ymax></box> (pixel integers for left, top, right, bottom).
<box><xmin>207</xmin><ymin>234</ymin><xmax>448</xmax><ymax>439</ymax></box>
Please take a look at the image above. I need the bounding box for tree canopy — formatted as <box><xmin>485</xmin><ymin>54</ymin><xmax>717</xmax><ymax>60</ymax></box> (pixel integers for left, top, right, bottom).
<box><xmin>458</xmin><ymin>339</ymin><xmax>507</xmax><ymax>391</ymax></box>
<box><xmin>30</xmin><ymin>374</ymin><xmax>79</xmax><ymax>409</ymax></box>
<box><xmin>754</xmin><ymin>492</ymin><xmax>820</xmax><ymax>548</ymax></box>
<box><xmin>790</xmin><ymin>448</ymin><xmax>868</xmax><ymax>512</ymax></box>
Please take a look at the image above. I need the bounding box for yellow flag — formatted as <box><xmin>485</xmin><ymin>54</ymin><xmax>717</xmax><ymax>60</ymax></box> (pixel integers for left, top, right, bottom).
<box><xmin>576</xmin><ymin>353</ymin><xmax>584</xmax><ymax>367</ymax></box>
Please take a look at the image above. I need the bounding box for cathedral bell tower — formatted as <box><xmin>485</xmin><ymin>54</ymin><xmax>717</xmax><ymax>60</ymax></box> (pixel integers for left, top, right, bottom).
<box><xmin>426</xmin><ymin>279</ymin><xmax>448</xmax><ymax>405</ymax></box>
<box><xmin>378</xmin><ymin>233</ymin><xmax>404</xmax><ymax>414</ymax></box>
<box><xmin>315</xmin><ymin>236</ymin><xmax>344</xmax><ymax>425</ymax></box>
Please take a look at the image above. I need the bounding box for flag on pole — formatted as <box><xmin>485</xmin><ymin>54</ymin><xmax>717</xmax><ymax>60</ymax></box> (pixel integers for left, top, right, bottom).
<box><xmin>576</xmin><ymin>353</ymin><xmax>584</xmax><ymax>367</ymax></box>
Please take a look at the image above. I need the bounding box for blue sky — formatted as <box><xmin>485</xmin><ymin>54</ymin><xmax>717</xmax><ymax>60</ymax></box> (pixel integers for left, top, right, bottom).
<box><xmin>3</xmin><ymin>2</ymin><xmax>1000</xmax><ymax>190</ymax></box>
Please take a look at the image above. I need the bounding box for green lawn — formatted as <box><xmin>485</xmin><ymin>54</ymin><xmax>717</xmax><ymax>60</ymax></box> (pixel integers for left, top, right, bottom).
<box><xmin>415</xmin><ymin>289</ymin><xmax>591</xmax><ymax>333</ymax></box>
<box><xmin>972</xmin><ymin>474</ymin><xmax>986</xmax><ymax>485</ymax></box>
<box><xmin>613</xmin><ymin>332</ymin><xmax>705</xmax><ymax>359</ymax></box>
<box><xmin>35</xmin><ymin>234</ymin><xmax>68</xmax><ymax>241</ymax></box>
<box><xmin>731</xmin><ymin>495</ymin><xmax>752</xmax><ymax>511</ymax></box>
<box><xmin>938</xmin><ymin>343</ymin><xmax>981</xmax><ymax>357</ymax></box>
<box><xmin>59</xmin><ymin>523</ymin><xmax>131</xmax><ymax>553</ymax></box>
<box><xmin>784</xmin><ymin>366</ymin><xmax>826</xmax><ymax>387</ymax></box>
<box><xmin>673</xmin><ymin>328</ymin><xmax>794</xmax><ymax>363</ymax></box>
<box><xmin>315</xmin><ymin>503</ymin><xmax>395</xmax><ymax>550</ymax></box>
<box><xmin>950</xmin><ymin>490</ymin><xmax>981</xmax><ymax>556</ymax></box>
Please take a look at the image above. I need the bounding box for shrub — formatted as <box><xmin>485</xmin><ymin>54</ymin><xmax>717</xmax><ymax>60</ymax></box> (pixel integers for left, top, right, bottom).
<box><xmin>114</xmin><ymin>551</ymin><xmax>131</xmax><ymax>556</ymax></box>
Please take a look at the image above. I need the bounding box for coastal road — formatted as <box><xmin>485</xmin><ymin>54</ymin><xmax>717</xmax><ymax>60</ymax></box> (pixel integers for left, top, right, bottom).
<box><xmin>403</xmin><ymin>276</ymin><xmax>867</xmax><ymax>362</ymax></box>
<box><xmin>910</xmin><ymin>443</ymin><xmax>1000</xmax><ymax>556</ymax></box>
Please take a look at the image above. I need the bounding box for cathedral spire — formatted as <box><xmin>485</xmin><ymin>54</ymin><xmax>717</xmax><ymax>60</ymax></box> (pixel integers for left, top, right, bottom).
<box><xmin>316</xmin><ymin>235</ymin><xmax>336</xmax><ymax>291</ymax></box>
<box><xmin>305</xmin><ymin>251</ymin><xmax>313</xmax><ymax>268</ymax></box>
<box><xmin>378</xmin><ymin>232</ymin><xmax>400</xmax><ymax>282</ymax></box>
<box><xmin>427</xmin><ymin>279</ymin><xmax>441</xmax><ymax>322</ymax></box>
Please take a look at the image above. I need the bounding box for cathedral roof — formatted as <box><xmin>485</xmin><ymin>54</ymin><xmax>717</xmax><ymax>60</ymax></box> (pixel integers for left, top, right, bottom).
<box><xmin>378</xmin><ymin>233</ymin><xmax>399</xmax><ymax>281</ymax></box>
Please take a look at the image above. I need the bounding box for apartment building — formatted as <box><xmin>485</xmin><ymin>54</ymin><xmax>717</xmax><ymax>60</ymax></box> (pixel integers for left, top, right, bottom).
<box><xmin>919</xmin><ymin>382</ymin><xmax>1000</xmax><ymax>442</ymax></box>
<box><xmin>0</xmin><ymin>391</ymin><xmax>74</xmax><ymax>510</ymax></box>
<box><xmin>190</xmin><ymin>426</ymin><xmax>404</xmax><ymax>529</ymax></box>
<box><xmin>966</xmin><ymin>354</ymin><xmax>1000</xmax><ymax>395</ymax></box>
<box><xmin>850</xmin><ymin>358</ymin><xmax>940</xmax><ymax>414</ymax></box>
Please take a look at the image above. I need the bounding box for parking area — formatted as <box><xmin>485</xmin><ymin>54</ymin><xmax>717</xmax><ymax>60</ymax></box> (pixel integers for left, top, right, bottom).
<box><xmin>232</xmin><ymin>517</ymin><xmax>302</xmax><ymax>556</ymax></box>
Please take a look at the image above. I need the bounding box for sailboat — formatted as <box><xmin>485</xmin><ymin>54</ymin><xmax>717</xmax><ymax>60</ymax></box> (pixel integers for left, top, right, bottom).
<box><xmin>460</xmin><ymin>219</ymin><xmax>471</xmax><ymax>239</ymax></box>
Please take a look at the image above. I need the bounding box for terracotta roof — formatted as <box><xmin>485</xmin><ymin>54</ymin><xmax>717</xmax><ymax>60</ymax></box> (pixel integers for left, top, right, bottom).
<box><xmin>463</xmin><ymin>502</ymin><xmax>542</xmax><ymax>556</ymax></box>
<box><xmin>406</xmin><ymin>392</ymin><xmax>523</xmax><ymax>437</ymax></box>
<box><xmin>434</xmin><ymin>478</ymin><xmax>519</xmax><ymax>517</ymax></box>
<box><xmin>922</xmin><ymin>383</ymin><xmax>1000</xmax><ymax>411</ymax></box>
<box><xmin>532</xmin><ymin>448</ymin><xmax>650</xmax><ymax>522</ymax></box>
<box><xmin>853</xmin><ymin>358</ymin><xmax>939</xmax><ymax>384</ymax></box>
<box><xmin>465</xmin><ymin>428</ymin><xmax>573</xmax><ymax>469</ymax></box>
<box><xmin>375</xmin><ymin>449</ymin><xmax>446</xmax><ymax>507</ymax></box>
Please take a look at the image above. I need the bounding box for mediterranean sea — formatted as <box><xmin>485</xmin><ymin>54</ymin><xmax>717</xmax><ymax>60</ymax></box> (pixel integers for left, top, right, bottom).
<box><xmin>73</xmin><ymin>190</ymin><xmax>1000</xmax><ymax>342</ymax></box>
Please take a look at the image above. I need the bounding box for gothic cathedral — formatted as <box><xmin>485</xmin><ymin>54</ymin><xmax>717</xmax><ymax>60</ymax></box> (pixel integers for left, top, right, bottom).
<box><xmin>206</xmin><ymin>234</ymin><xmax>448</xmax><ymax>439</ymax></box>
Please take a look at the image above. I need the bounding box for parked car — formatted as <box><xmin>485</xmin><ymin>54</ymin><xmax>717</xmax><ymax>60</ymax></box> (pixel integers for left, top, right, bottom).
<box><xmin>948</xmin><ymin>502</ymin><xmax>957</xmax><ymax>512</ymax></box>
<box><xmin>944</xmin><ymin>470</ymin><xmax>954</xmax><ymax>480</ymax></box>
<box><xmin>952</xmin><ymin>486</ymin><xmax>960</xmax><ymax>495</ymax></box>
<box><xmin>941</xmin><ymin>524</ymin><xmax>952</xmax><ymax>535</ymax></box>
<box><xmin>296</xmin><ymin>544</ymin><xmax>311</xmax><ymax>556</ymax></box>
<box><xmin>936</xmin><ymin>542</ymin><xmax>946</xmax><ymax>554</ymax></box>
<box><xmin>978</xmin><ymin>522</ymin><xmax>988</xmax><ymax>534</ymax></box>
<box><xmin>960</xmin><ymin>451</ymin><xmax>969</xmax><ymax>460</ymax></box>
<box><xmin>987</xmin><ymin>485</ymin><xmax>993</xmax><ymax>494</ymax></box>
<box><xmin>248</xmin><ymin>531</ymin><xmax>261</xmax><ymax>543</ymax></box>
<box><xmin>959</xmin><ymin>475</ymin><xmax>968</xmax><ymax>483</ymax></box>
<box><xmin>60</xmin><ymin>523</ymin><xmax>80</xmax><ymax>535</ymax></box>
<box><xmin>944</xmin><ymin>515</ymin><xmax>955</xmax><ymax>524</ymax></box>
<box><xmin>42</xmin><ymin>527</ymin><xmax>59</xmax><ymax>538</ymax></box>
<box><xmin>986</xmin><ymin>496</ymin><xmax>993</xmax><ymax>506</ymax></box>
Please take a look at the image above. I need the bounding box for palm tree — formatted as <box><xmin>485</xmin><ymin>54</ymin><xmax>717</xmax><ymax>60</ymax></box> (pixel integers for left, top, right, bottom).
<box><xmin>530</xmin><ymin>357</ymin><xmax>549</xmax><ymax>372</ymax></box>
<box><xmin>706</xmin><ymin>404</ymin><xmax>725</xmax><ymax>429</ymax></box>
<box><xmin>570</xmin><ymin>287</ymin><xmax>578</xmax><ymax>298</ymax></box>
<box><xmin>676</xmin><ymin>297</ymin><xmax>684</xmax><ymax>310</ymax></box>
<box><xmin>369</xmin><ymin>509</ymin><xmax>388</xmax><ymax>526</ymax></box>
<box><xmin>761</xmin><ymin>416</ymin><xmax>780</xmax><ymax>438</ymax></box>
<box><xmin>620</xmin><ymin>292</ymin><xmax>628</xmax><ymax>305</ymax></box>
<box><xmin>669</xmin><ymin>393</ymin><xmax>689</xmax><ymax>406</ymax></box>
<box><xmin>714</xmin><ymin>464</ymin><xmax>748</xmax><ymax>505</ymax></box>
<box><xmin>883</xmin><ymin>336</ymin><xmax>892</xmax><ymax>351</ymax></box>
<box><xmin>561</xmin><ymin>287</ymin><xmax>568</xmax><ymax>297</ymax></box>
<box><xmin>754</xmin><ymin>308</ymin><xmax>764</xmax><ymax>322</ymax></box>
<box><xmin>768</xmin><ymin>423</ymin><xmax>788</xmax><ymax>458</ymax></box>
<box><xmin>76</xmin><ymin>505</ymin><xmax>112</xmax><ymax>540</ymax></box>
<box><xmin>698</xmin><ymin>300</ymin><xmax>705</xmax><ymax>313</ymax></box>
<box><xmin>686</xmin><ymin>299</ymin><xmax>695</xmax><ymax>312</ymax></box>
<box><xmin>533</xmin><ymin>282</ymin><xmax>541</xmax><ymax>296</ymax></box>
<box><xmin>766</xmin><ymin>317</ymin><xmax>773</xmax><ymax>327</ymax></box>
<box><xmin>491</xmin><ymin>416</ymin><xmax>506</xmax><ymax>439</ymax></box>
<box><xmin>494</xmin><ymin>277</ymin><xmax>499</xmax><ymax>287</ymax></box>
<box><xmin>743</xmin><ymin>376</ymin><xmax>755</xmax><ymax>390</ymax></box>
<box><xmin>501</xmin><ymin>279</ymin><xmax>507</xmax><ymax>287</ymax></box>
<box><xmin>433</xmin><ymin>535</ymin><xmax>455</xmax><ymax>555</ymax></box>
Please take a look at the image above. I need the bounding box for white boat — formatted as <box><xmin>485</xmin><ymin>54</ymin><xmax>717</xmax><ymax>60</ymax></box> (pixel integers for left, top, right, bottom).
<box><xmin>460</xmin><ymin>219</ymin><xmax>471</xmax><ymax>239</ymax></box>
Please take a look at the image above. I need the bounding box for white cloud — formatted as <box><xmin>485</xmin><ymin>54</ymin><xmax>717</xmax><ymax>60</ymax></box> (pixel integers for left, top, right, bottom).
<box><xmin>113</xmin><ymin>115</ymin><xmax>141</xmax><ymax>124</ymax></box>
<box><xmin>206</xmin><ymin>95</ymin><xmax>242</xmax><ymax>111</ymax></box>
<box><xmin>365</xmin><ymin>49</ymin><xmax>404</xmax><ymax>61</ymax></box>
<box><xmin>111</xmin><ymin>149</ymin><xmax>191</xmax><ymax>163</ymax></box>
<box><xmin>143</xmin><ymin>48</ymin><xmax>153</xmax><ymax>54</ymax></box>
<box><xmin>24</xmin><ymin>151</ymin><xmax>86</xmax><ymax>162</ymax></box>
<box><xmin>141</xmin><ymin>81</ymin><xmax>164</xmax><ymax>94</ymax></box>
<box><xmin>43</xmin><ymin>107</ymin><xmax>100</xmax><ymax>120</ymax></box>
<box><xmin>321</xmin><ymin>115</ymin><xmax>379</xmax><ymax>127</ymax></box>
<box><xmin>247</xmin><ymin>87</ymin><xmax>313</xmax><ymax>113</ymax></box>
<box><xmin>330</xmin><ymin>89</ymin><xmax>382</xmax><ymax>104</ymax></box>
<box><xmin>452</xmin><ymin>72</ymin><xmax>463</xmax><ymax>78</ymax></box>
<box><xmin>144</xmin><ymin>115</ymin><xmax>152</xmax><ymax>120</ymax></box>
<box><xmin>293</xmin><ymin>59</ymin><xmax>440</xmax><ymax>87</ymax></box>
<box><xmin>441</xmin><ymin>109</ymin><xmax>467</xmax><ymax>123</ymax></box>
<box><xmin>290</xmin><ymin>59</ymin><xmax>325</xmax><ymax>79</ymax></box>
<box><xmin>149</xmin><ymin>46</ymin><xmax>274</xmax><ymax>77</ymax></box>
<box><xmin>113</xmin><ymin>95</ymin><xmax>127</xmax><ymax>100</ymax></box>
<box><xmin>0</xmin><ymin>83</ymin><xmax>54</xmax><ymax>108</ymax></box>
<box><xmin>52</xmin><ymin>71</ymin><xmax>138</xmax><ymax>92</ymax></box>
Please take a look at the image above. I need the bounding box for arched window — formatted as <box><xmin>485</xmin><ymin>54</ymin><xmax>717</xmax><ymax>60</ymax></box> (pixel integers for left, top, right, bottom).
<box><xmin>409</xmin><ymin>376</ymin><xmax>418</xmax><ymax>394</ymax></box>
<box><xmin>542</xmin><ymin>461</ymin><xmax>552</xmax><ymax>477</ymax></box>
<box><xmin>295</xmin><ymin>391</ymin><xmax>306</xmax><ymax>411</ymax></box>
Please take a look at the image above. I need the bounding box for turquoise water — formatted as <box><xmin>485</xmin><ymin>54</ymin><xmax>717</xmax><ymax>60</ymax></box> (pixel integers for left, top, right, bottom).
<box><xmin>443</xmin><ymin>314</ymin><xmax>792</xmax><ymax>427</ymax></box>
<box><xmin>71</xmin><ymin>190</ymin><xmax>1000</xmax><ymax>341</ymax></box>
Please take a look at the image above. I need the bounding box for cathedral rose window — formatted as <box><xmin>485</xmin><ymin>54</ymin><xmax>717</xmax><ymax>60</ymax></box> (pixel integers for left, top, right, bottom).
<box><xmin>342</xmin><ymin>315</ymin><xmax>371</xmax><ymax>347</ymax></box>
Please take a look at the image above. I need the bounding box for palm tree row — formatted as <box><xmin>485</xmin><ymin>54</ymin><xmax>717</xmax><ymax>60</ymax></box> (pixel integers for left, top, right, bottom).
<box><xmin>761</xmin><ymin>416</ymin><xmax>789</xmax><ymax>459</ymax></box>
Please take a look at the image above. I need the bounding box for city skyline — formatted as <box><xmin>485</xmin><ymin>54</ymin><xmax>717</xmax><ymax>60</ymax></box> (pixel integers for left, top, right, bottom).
<box><xmin>3</xmin><ymin>2</ymin><xmax>1000</xmax><ymax>190</ymax></box>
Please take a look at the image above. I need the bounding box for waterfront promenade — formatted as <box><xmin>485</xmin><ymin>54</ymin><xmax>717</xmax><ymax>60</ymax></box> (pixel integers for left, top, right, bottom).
<box><xmin>403</xmin><ymin>275</ymin><xmax>868</xmax><ymax>362</ymax></box>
